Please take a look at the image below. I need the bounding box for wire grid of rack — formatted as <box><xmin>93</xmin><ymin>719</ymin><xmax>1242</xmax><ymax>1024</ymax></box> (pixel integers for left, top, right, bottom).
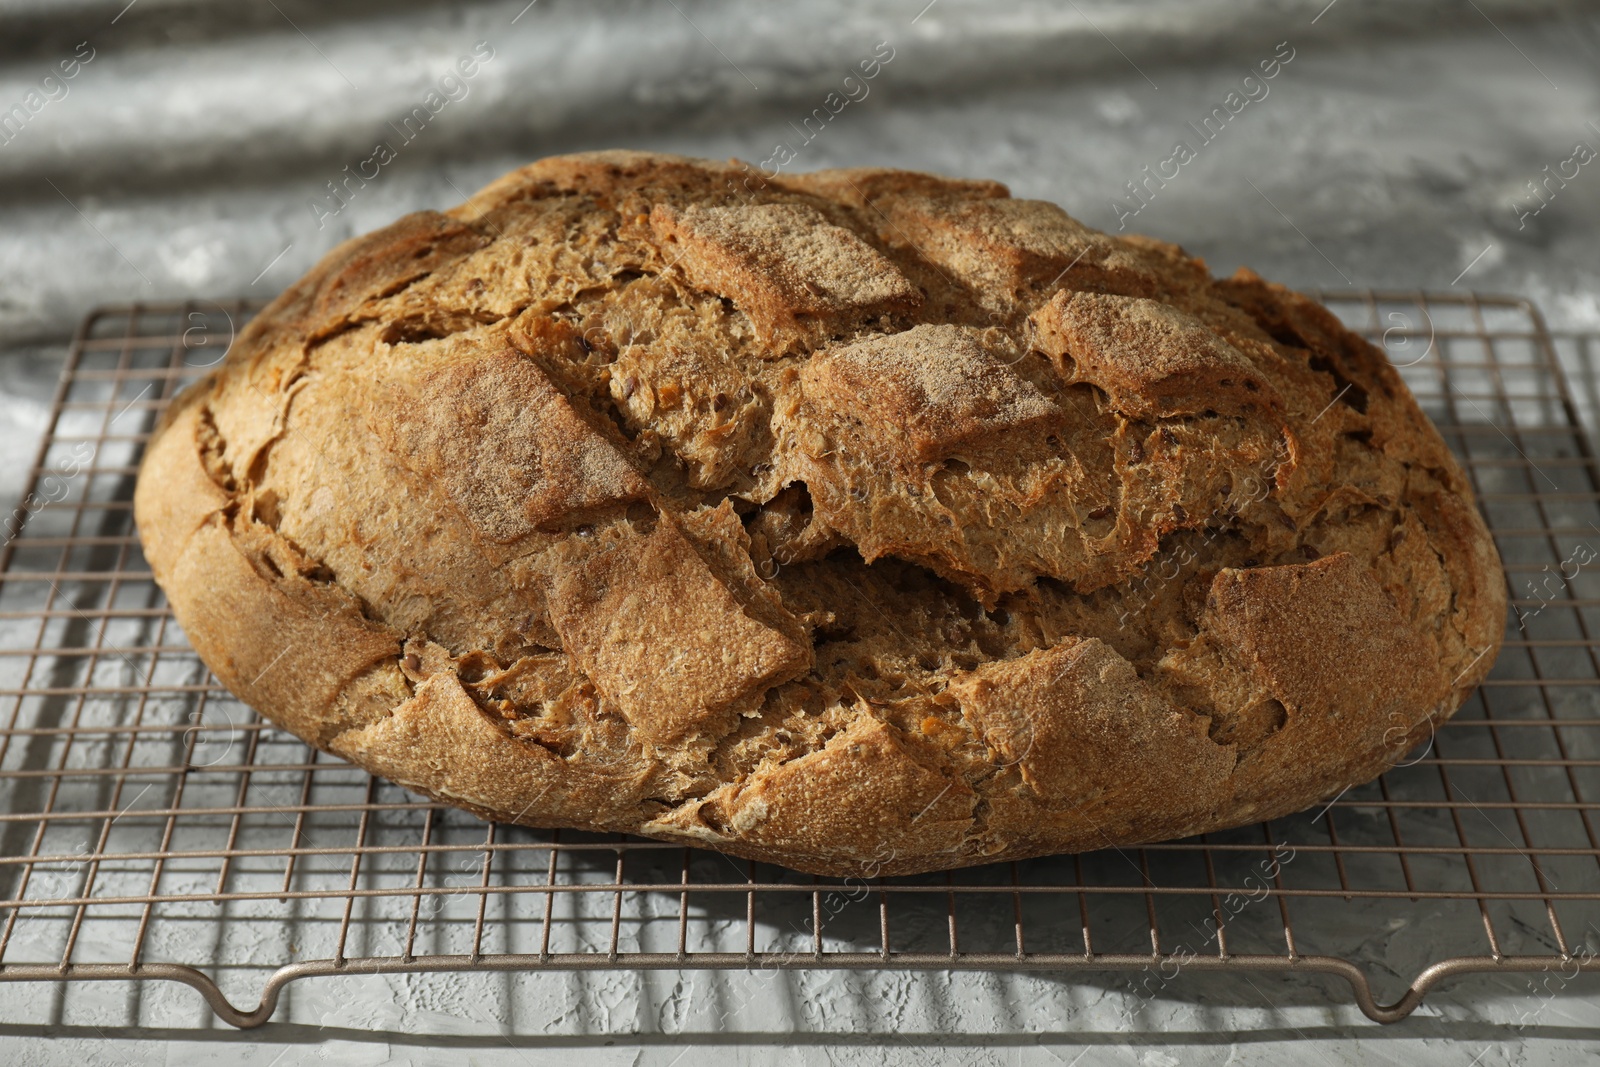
<box><xmin>0</xmin><ymin>291</ymin><xmax>1597</xmax><ymax>1030</ymax></box>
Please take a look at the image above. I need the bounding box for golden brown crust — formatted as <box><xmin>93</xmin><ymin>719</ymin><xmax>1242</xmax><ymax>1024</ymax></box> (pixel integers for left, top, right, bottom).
<box><xmin>133</xmin><ymin>150</ymin><xmax>1507</xmax><ymax>876</ymax></box>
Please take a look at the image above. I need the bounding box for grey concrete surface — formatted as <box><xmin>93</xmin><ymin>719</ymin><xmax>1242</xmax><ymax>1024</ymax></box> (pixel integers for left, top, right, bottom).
<box><xmin>2</xmin><ymin>0</ymin><xmax>1600</xmax><ymax>1063</ymax></box>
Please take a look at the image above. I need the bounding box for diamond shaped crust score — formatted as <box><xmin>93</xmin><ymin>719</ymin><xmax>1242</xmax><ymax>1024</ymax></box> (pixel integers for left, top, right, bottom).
<box><xmin>374</xmin><ymin>336</ymin><xmax>650</xmax><ymax>542</ymax></box>
<box><xmin>799</xmin><ymin>323</ymin><xmax>1059</xmax><ymax>464</ymax></box>
<box><xmin>546</xmin><ymin>516</ymin><xmax>813</xmax><ymax>748</ymax></box>
<box><xmin>876</xmin><ymin>195</ymin><xmax>1159</xmax><ymax>301</ymax></box>
<box><xmin>650</xmin><ymin>201</ymin><xmax>921</xmax><ymax>342</ymax></box>
<box><xmin>1031</xmin><ymin>290</ymin><xmax>1283</xmax><ymax>420</ymax></box>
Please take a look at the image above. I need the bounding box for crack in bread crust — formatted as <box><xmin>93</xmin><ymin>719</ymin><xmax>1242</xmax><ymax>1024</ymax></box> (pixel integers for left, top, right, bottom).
<box><xmin>133</xmin><ymin>150</ymin><xmax>1507</xmax><ymax>877</ymax></box>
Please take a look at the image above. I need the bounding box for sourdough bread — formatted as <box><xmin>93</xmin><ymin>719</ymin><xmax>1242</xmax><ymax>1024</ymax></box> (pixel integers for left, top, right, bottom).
<box><xmin>133</xmin><ymin>151</ymin><xmax>1506</xmax><ymax>876</ymax></box>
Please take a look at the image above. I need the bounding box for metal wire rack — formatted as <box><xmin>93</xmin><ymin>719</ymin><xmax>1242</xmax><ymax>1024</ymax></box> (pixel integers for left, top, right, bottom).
<box><xmin>0</xmin><ymin>292</ymin><xmax>1597</xmax><ymax>1030</ymax></box>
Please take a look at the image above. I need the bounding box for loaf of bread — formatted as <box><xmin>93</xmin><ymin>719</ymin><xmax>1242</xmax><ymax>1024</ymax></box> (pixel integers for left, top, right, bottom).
<box><xmin>134</xmin><ymin>151</ymin><xmax>1505</xmax><ymax>876</ymax></box>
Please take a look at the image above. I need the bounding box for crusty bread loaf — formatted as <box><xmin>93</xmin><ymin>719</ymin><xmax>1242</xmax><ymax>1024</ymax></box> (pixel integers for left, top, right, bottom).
<box><xmin>133</xmin><ymin>151</ymin><xmax>1506</xmax><ymax>876</ymax></box>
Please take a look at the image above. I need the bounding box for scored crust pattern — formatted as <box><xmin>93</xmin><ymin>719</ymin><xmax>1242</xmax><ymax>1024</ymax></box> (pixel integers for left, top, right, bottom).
<box><xmin>134</xmin><ymin>151</ymin><xmax>1506</xmax><ymax>876</ymax></box>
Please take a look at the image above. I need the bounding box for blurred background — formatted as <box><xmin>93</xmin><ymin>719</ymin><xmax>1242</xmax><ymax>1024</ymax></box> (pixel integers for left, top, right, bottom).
<box><xmin>2</xmin><ymin>0</ymin><xmax>1600</xmax><ymax>1061</ymax></box>
<box><xmin>3</xmin><ymin>0</ymin><xmax>1600</xmax><ymax>502</ymax></box>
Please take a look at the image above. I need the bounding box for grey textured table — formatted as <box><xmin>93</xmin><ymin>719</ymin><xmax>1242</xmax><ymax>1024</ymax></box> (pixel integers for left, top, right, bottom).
<box><xmin>3</xmin><ymin>0</ymin><xmax>1600</xmax><ymax>1062</ymax></box>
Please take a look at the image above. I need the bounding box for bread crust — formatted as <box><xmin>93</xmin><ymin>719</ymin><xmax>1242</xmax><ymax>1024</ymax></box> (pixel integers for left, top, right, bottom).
<box><xmin>133</xmin><ymin>151</ymin><xmax>1506</xmax><ymax>876</ymax></box>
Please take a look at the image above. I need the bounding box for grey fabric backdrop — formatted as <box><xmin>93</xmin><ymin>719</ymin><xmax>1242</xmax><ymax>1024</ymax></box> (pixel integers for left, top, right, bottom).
<box><xmin>3</xmin><ymin>0</ymin><xmax>1600</xmax><ymax>1062</ymax></box>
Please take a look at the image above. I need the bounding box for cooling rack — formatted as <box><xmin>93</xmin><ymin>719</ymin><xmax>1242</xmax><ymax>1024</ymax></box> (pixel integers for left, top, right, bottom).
<box><xmin>0</xmin><ymin>292</ymin><xmax>1596</xmax><ymax>1030</ymax></box>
